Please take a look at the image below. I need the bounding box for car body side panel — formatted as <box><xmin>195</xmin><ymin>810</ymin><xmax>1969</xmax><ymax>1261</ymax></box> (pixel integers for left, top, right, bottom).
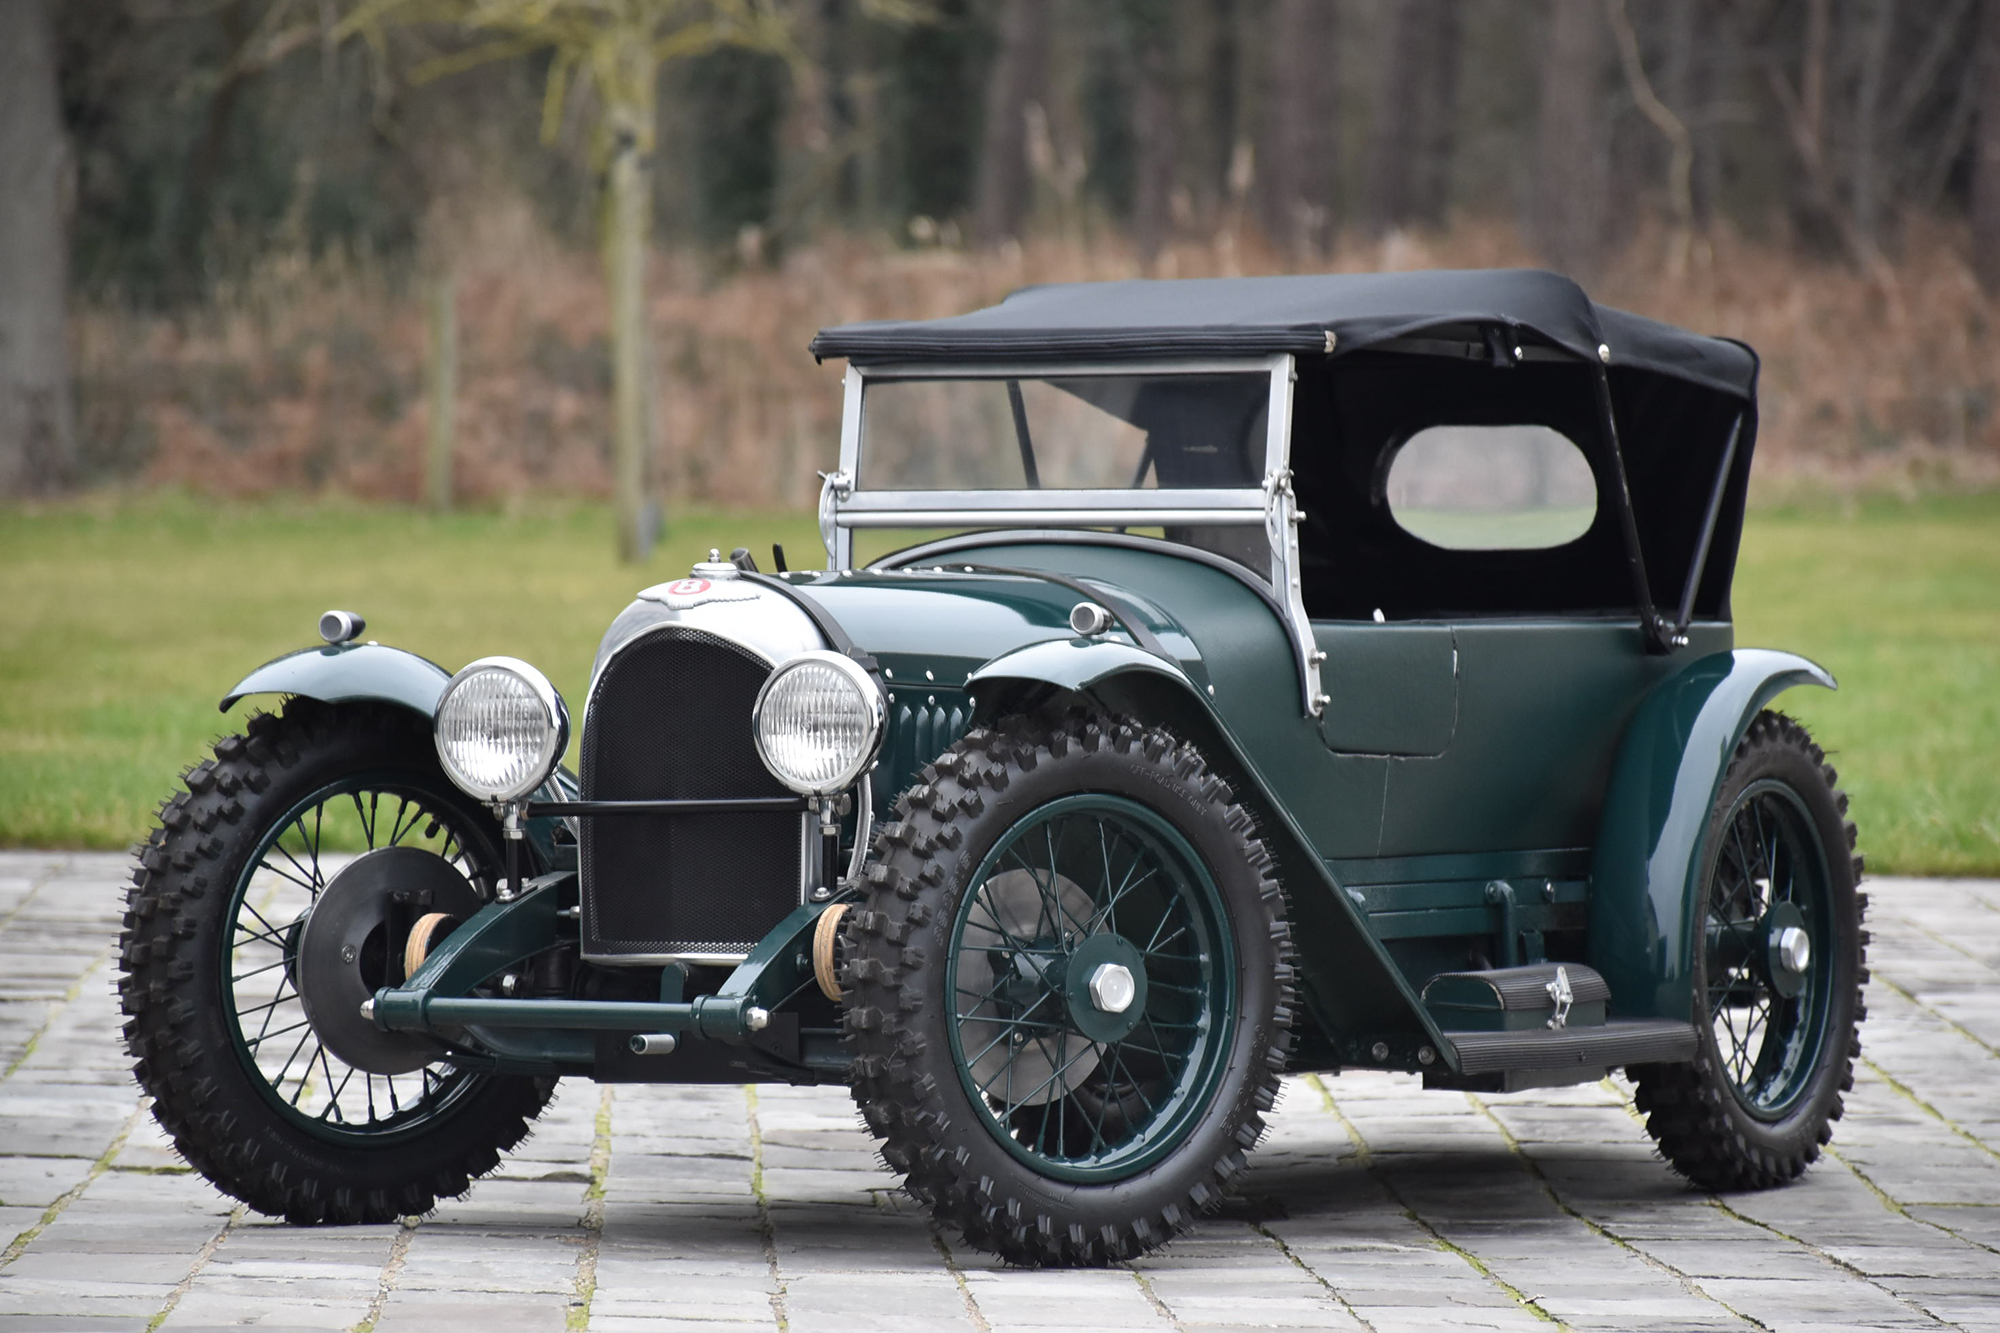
<box><xmin>1587</xmin><ymin>648</ymin><xmax>1836</xmax><ymax>1021</ymax></box>
<box><xmin>1373</xmin><ymin>620</ymin><xmax>1733</xmax><ymax>856</ymax></box>
<box><xmin>220</xmin><ymin>642</ymin><xmax>450</xmax><ymax>716</ymax></box>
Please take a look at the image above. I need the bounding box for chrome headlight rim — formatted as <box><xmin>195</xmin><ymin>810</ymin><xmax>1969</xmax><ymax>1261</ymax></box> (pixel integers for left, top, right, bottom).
<box><xmin>751</xmin><ymin>650</ymin><xmax>887</xmax><ymax>797</ymax></box>
<box><xmin>433</xmin><ymin>655</ymin><xmax>570</xmax><ymax>803</ymax></box>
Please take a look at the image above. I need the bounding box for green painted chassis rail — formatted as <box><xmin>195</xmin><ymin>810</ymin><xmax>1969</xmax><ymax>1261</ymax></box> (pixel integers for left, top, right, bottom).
<box><xmin>369</xmin><ymin>873</ymin><xmax>828</xmax><ymax>1053</ymax></box>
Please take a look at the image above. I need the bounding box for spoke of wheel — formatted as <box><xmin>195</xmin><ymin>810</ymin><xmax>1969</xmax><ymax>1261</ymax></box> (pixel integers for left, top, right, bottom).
<box><xmin>320</xmin><ymin>1063</ymin><xmax>357</xmax><ymax>1122</ymax></box>
<box><xmin>248</xmin><ymin>984</ymin><xmax>297</xmax><ymax>1046</ymax></box>
<box><xmin>309</xmin><ymin>803</ymin><xmax>326</xmax><ymax>892</ymax></box>
<box><xmin>955</xmin><ymin>967</ymin><xmax>1023</xmax><ymax>1017</ymax></box>
<box><xmin>235</xmin><ymin>897</ymin><xmax>290</xmax><ymax>945</ymax></box>
<box><xmin>1092</xmin><ymin>866</ymin><xmax>1160</xmax><ymax>936</ymax></box>
<box><xmin>1142</xmin><ymin>923</ymin><xmax>1190</xmax><ymax>959</ymax></box>
<box><xmin>387</xmin><ymin>795</ymin><xmax>425</xmax><ymax>848</ymax></box>
<box><xmin>246</xmin><ymin>1017</ymin><xmax>311</xmax><ymax>1055</ymax></box>
<box><xmin>351</xmin><ymin>791</ymin><xmax>377</xmax><ymax>851</ymax></box>
<box><xmin>1035</xmin><ymin>820</ymin><xmax>1090</xmax><ymax>940</ymax></box>
<box><xmin>255</xmin><ymin>851</ymin><xmax>318</xmax><ymax>897</ymax></box>
<box><xmin>1140</xmin><ymin>1014</ymin><xmax>1193</xmax><ymax>1067</ymax></box>
<box><xmin>230</xmin><ymin>956</ymin><xmax>291</xmax><ymax>985</ymax></box>
<box><xmin>1109</xmin><ymin>1044</ymin><xmax>1159</xmax><ymax>1116</ymax></box>
<box><xmin>290</xmin><ymin>1043</ymin><xmax>333</xmax><ymax>1107</ymax></box>
<box><xmin>962</xmin><ymin>997</ymin><xmax>1061</xmax><ymax>1071</ymax></box>
<box><xmin>1010</xmin><ymin>1031</ymin><xmax>1101</xmax><ymax>1111</ymax></box>
<box><xmin>1144</xmin><ymin>900</ymin><xmax>1188</xmax><ymax>951</ymax></box>
<box><xmin>232</xmin><ymin>993</ymin><xmax>295</xmax><ymax>1020</ymax></box>
<box><xmin>966</xmin><ymin>889</ymin><xmax>1042</xmax><ymax>958</ymax></box>
<box><xmin>366</xmin><ymin>1073</ymin><xmax>378</xmax><ymax>1123</ymax></box>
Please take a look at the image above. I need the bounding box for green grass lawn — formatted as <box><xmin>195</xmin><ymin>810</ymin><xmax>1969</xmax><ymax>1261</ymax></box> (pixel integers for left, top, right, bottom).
<box><xmin>2</xmin><ymin>492</ymin><xmax>1994</xmax><ymax>874</ymax></box>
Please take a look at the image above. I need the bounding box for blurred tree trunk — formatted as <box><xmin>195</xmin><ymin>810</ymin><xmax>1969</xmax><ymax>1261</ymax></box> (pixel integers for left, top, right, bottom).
<box><xmin>973</xmin><ymin>0</ymin><xmax>1051</xmax><ymax>245</ymax></box>
<box><xmin>1531</xmin><ymin>0</ymin><xmax>1610</xmax><ymax>280</ymax></box>
<box><xmin>1128</xmin><ymin>0</ymin><xmax>1178</xmax><ymax>268</ymax></box>
<box><xmin>0</xmin><ymin>0</ymin><xmax>75</xmax><ymax>497</ymax></box>
<box><xmin>1258</xmin><ymin>0</ymin><xmax>1339</xmax><ymax>258</ymax></box>
<box><xmin>1848</xmin><ymin>0</ymin><xmax>1897</xmax><ymax>253</ymax></box>
<box><xmin>1367</xmin><ymin>0</ymin><xmax>1460</xmax><ymax>233</ymax></box>
<box><xmin>425</xmin><ymin>272</ymin><xmax>457</xmax><ymax>512</ymax></box>
<box><xmin>605</xmin><ymin>99</ymin><xmax>655</xmax><ymax>563</ymax></box>
<box><xmin>1977</xmin><ymin>0</ymin><xmax>2000</xmax><ymax>295</ymax></box>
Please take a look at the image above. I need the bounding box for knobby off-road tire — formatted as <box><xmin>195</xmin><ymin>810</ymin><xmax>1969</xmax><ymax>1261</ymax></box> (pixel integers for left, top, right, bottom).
<box><xmin>842</xmin><ymin>711</ymin><xmax>1296</xmax><ymax>1266</ymax></box>
<box><xmin>120</xmin><ymin>699</ymin><xmax>555</xmax><ymax>1224</ymax></box>
<box><xmin>1633</xmin><ymin>711</ymin><xmax>1866</xmax><ymax>1191</ymax></box>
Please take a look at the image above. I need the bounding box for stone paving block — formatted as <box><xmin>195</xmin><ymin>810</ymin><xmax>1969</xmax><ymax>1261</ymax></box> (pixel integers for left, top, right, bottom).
<box><xmin>0</xmin><ymin>1318</ymin><xmax>149</xmax><ymax>1333</ymax></box>
<box><xmin>1347</xmin><ymin>1306</ymin><xmax>1549</xmax><ymax>1332</ymax></box>
<box><xmin>372</xmin><ymin>1288</ymin><xmax>573</xmax><ymax>1332</ymax></box>
<box><xmin>584</xmin><ymin>1312</ymin><xmax>772</xmax><ymax>1320</ymax></box>
<box><xmin>157</xmin><ymin>1289</ymin><xmax>370</xmax><ymax>1329</ymax></box>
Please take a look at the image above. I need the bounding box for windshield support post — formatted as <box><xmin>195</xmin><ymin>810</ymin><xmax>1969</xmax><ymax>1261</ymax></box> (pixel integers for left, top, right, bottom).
<box><xmin>1593</xmin><ymin>366</ymin><xmax>1674</xmax><ymax>656</ymax></box>
<box><xmin>1672</xmin><ymin>411</ymin><xmax>1745</xmax><ymax>641</ymax></box>
<box><xmin>1005</xmin><ymin>379</ymin><xmax>1041</xmax><ymax>488</ymax></box>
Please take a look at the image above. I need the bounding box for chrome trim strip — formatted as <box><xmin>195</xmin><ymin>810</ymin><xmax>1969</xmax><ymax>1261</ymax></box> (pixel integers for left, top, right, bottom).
<box><xmin>838</xmin><ymin>508</ymin><xmax>1267</xmax><ymax>529</ymax></box>
<box><xmin>839</xmin><ymin>487</ymin><xmax>1267</xmax><ymax>512</ymax></box>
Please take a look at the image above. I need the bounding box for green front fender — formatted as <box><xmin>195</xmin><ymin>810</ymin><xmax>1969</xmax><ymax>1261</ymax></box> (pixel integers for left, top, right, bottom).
<box><xmin>1587</xmin><ymin>648</ymin><xmax>1837</xmax><ymax>1022</ymax></box>
<box><xmin>219</xmin><ymin>642</ymin><xmax>579</xmax><ymax>869</ymax></box>
<box><xmin>968</xmin><ymin>638</ymin><xmax>1452</xmax><ymax>1070</ymax></box>
<box><xmin>221</xmin><ymin>642</ymin><xmax>450</xmax><ymax>717</ymax></box>
<box><xmin>967</xmin><ymin>636</ymin><xmax>1188</xmax><ymax>703</ymax></box>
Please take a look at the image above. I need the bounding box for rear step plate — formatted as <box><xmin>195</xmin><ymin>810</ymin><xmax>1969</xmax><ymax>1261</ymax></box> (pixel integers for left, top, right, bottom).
<box><xmin>1445</xmin><ymin>1018</ymin><xmax>1697</xmax><ymax>1074</ymax></box>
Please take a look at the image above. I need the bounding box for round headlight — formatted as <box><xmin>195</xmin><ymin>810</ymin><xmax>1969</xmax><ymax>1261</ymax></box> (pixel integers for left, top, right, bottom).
<box><xmin>752</xmin><ymin>651</ymin><xmax>886</xmax><ymax>796</ymax></box>
<box><xmin>433</xmin><ymin>657</ymin><xmax>569</xmax><ymax>802</ymax></box>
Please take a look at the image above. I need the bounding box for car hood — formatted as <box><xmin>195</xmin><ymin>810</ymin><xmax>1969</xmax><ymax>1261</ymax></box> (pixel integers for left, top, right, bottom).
<box><xmin>778</xmin><ymin>567</ymin><xmax>1205</xmax><ymax>690</ymax></box>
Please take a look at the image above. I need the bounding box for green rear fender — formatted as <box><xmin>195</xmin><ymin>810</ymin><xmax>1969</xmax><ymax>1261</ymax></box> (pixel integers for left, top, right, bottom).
<box><xmin>967</xmin><ymin>639</ymin><xmax>1451</xmax><ymax>1070</ymax></box>
<box><xmin>220</xmin><ymin>642</ymin><xmax>450</xmax><ymax>717</ymax></box>
<box><xmin>1588</xmin><ymin>648</ymin><xmax>1837</xmax><ymax>1022</ymax></box>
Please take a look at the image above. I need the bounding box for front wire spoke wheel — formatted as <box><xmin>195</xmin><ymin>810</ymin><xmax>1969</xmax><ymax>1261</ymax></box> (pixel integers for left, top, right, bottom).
<box><xmin>226</xmin><ymin>775</ymin><xmax>491</xmax><ymax>1142</ymax></box>
<box><xmin>121</xmin><ymin>699</ymin><xmax>557</xmax><ymax>1225</ymax></box>
<box><xmin>843</xmin><ymin>711</ymin><xmax>1295</xmax><ymax>1267</ymax></box>
<box><xmin>949</xmin><ymin>796</ymin><xmax>1225</xmax><ymax>1178</ymax></box>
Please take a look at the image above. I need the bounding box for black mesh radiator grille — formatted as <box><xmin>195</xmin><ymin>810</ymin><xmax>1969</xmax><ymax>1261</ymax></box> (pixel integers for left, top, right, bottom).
<box><xmin>581</xmin><ymin>628</ymin><xmax>803</xmax><ymax>957</ymax></box>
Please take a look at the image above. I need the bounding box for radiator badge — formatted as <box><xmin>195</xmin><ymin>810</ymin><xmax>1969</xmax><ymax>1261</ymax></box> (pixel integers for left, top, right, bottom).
<box><xmin>638</xmin><ymin>578</ymin><xmax>765</xmax><ymax>611</ymax></box>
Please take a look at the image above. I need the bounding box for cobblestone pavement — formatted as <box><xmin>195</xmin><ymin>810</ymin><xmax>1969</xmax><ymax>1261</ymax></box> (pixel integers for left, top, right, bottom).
<box><xmin>0</xmin><ymin>852</ymin><xmax>1995</xmax><ymax>1332</ymax></box>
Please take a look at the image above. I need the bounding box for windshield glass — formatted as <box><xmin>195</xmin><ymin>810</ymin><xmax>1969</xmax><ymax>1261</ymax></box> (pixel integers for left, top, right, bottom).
<box><xmin>858</xmin><ymin>373</ymin><xmax>1270</xmax><ymax>491</ymax></box>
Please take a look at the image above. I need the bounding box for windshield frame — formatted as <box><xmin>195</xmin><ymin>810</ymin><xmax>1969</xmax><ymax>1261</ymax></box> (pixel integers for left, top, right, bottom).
<box><xmin>831</xmin><ymin>355</ymin><xmax>1289</xmax><ymax>553</ymax></box>
<box><xmin>824</xmin><ymin>353</ymin><xmax>1324</xmax><ymax>717</ymax></box>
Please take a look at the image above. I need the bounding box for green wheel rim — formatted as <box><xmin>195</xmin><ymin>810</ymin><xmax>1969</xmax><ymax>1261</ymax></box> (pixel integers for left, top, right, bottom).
<box><xmin>944</xmin><ymin>793</ymin><xmax>1237</xmax><ymax>1183</ymax></box>
<box><xmin>1700</xmin><ymin>778</ymin><xmax>1837</xmax><ymax>1120</ymax></box>
<box><xmin>221</xmin><ymin>773</ymin><xmax>497</xmax><ymax>1145</ymax></box>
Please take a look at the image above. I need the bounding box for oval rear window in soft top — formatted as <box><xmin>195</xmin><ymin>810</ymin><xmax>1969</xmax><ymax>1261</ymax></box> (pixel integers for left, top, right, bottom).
<box><xmin>1384</xmin><ymin>424</ymin><xmax>1597</xmax><ymax>550</ymax></box>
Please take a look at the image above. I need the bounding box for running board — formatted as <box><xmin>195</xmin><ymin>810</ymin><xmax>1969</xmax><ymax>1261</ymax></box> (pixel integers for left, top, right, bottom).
<box><xmin>1444</xmin><ymin>1018</ymin><xmax>1697</xmax><ymax>1075</ymax></box>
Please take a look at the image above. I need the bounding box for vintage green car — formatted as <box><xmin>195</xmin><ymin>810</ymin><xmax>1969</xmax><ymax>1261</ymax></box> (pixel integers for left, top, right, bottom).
<box><xmin>121</xmin><ymin>270</ymin><xmax>1865</xmax><ymax>1266</ymax></box>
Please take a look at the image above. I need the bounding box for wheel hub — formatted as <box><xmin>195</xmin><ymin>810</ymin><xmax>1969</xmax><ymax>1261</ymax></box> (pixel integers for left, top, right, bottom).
<box><xmin>1065</xmin><ymin>933</ymin><xmax>1148</xmax><ymax>1043</ymax></box>
<box><xmin>295</xmin><ymin>847</ymin><xmax>483</xmax><ymax>1075</ymax></box>
<box><xmin>1759</xmin><ymin>900</ymin><xmax>1812</xmax><ymax>999</ymax></box>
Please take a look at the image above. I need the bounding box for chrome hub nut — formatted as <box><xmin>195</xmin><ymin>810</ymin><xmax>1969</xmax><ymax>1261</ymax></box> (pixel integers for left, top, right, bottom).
<box><xmin>1088</xmin><ymin>962</ymin><xmax>1137</xmax><ymax>1014</ymax></box>
<box><xmin>1776</xmin><ymin>924</ymin><xmax>1811</xmax><ymax>975</ymax></box>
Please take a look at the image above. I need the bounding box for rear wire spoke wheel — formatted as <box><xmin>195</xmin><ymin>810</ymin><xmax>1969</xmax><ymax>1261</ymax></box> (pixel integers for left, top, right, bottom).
<box><xmin>120</xmin><ymin>699</ymin><xmax>556</xmax><ymax>1224</ymax></box>
<box><xmin>1633</xmin><ymin>711</ymin><xmax>1866</xmax><ymax>1190</ymax></box>
<box><xmin>843</xmin><ymin>711</ymin><xmax>1295</xmax><ymax>1266</ymax></box>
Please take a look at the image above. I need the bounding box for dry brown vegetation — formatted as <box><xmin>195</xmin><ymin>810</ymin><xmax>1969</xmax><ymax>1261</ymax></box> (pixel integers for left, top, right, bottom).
<box><xmin>76</xmin><ymin>202</ymin><xmax>2000</xmax><ymax>508</ymax></box>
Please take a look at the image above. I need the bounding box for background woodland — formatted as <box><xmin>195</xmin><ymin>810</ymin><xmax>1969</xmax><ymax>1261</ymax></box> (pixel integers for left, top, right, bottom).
<box><xmin>5</xmin><ymin>0</ymin><xmax>2000</xmax><ymax>513</ymax></box>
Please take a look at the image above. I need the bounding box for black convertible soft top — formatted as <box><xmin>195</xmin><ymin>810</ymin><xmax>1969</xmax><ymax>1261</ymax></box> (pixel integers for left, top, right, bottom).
<box><xmin>810</xmin><ymin>268</ymin><xmax>1756</xmax><ymax>400</ymax></box>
